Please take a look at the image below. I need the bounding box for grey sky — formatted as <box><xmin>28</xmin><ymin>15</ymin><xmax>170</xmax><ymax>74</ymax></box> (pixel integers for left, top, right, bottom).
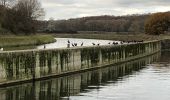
<box><xmin>41</xmin><ymin>0</ymin><xmax>170</xmax><ymax>20</ymax></box>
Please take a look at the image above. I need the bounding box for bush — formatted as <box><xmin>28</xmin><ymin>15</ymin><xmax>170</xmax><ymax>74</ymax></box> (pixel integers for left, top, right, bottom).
<box><xmin>145</xmin><ymin>12</ymin><xmax>170</xmax><ymax>35</ymax></box>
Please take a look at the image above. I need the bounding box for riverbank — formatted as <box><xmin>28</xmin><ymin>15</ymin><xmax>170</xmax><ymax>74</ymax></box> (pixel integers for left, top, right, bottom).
<box><xmin>0</xmin><ymin>35</ymin><xmax>56</xmax><ymax>47</ymax></box>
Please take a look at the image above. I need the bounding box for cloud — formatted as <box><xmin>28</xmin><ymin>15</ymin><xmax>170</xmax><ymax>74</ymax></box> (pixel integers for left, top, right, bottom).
<box><xmin>41</xmin><ymin>0</ymin><xmax>170</xmax><ymax>20</ymax></box>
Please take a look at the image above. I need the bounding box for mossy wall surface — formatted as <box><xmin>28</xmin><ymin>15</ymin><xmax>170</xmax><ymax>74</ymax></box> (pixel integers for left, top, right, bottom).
<box><xmin>0</xmin><ymin>41</ymin><xmax>161</xmax><ymax>85</ymax></box>
<box><xmin>0</xmin><ymin>52</ymin><xmax>160</xmax><ymax>100</ymax></box>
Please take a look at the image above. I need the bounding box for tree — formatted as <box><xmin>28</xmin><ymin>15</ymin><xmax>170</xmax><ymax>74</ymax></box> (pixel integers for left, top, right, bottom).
<box><xmin>0</xmin><ymin>0</ymin><xmax>16</xmax><ymax>7</ymax></box>
<box><xmin>0</xmin><ymin>0</ymin><xmax>8</xmax><ymax>6</ymax></box>
<box><xmin>145</xmin><ymin>12</ymin><xmax>170</xmax><ymax>35</ymax></box>
<box><xmin>128</xmin><ymin>21</ymin><xmax>141</xmax><ymax>33</ymax></box>
<box><xmin>2</xmin><ymin>0</ymin><xmax>45</xmax><ymax>34</ymax></box>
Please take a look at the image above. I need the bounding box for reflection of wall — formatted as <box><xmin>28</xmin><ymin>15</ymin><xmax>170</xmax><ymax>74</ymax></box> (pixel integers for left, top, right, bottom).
<box><xmin>161</xmin><ymin>39</ymin><xmax>170</xmax><ymax>50</ymax></box>
<box><xmin>160</xmin><ymin>51</ymin><xmax>170</xmax><ymax>63</ymax></box>
<box><xmin>0</xmin><ymin>41</ymin><xmax>161</xmax><ymax>85</ymax></box>
<box><xmin>0</xmin><ymin>52</ymin><xmax>160</xmax><ymax>100</ymax></box>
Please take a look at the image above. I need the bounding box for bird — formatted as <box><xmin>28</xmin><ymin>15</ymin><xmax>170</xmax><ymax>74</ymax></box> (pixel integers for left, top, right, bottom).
<box><xmin>0</xmin><ymin>47</ymin><xmax>3</xmax><ymax>51</ymax></box>
<box><xmin>67</xmin><ymin>40</ymin><xmax>70</xmax><ymax>44</ymax></box>
<box><xmin>43</xmin><ymin>45</ymin><xmax>46</xmax><ymax>49</ymax></box>
<box><xmin>81</xmin><ymin>42</ymin><xmax>84</xmax><ymax>46</ymax></box>
<box><xmin>120</xmin><ymin>41</ymin><xmax>123</xmax><ymax>44</ymax></box>
<box><xmin>72</xmin><ymin>43</ymin><xmax>75</xmax><ymax>47</ymax></box>
<box><xmin>74</xmin><ymin>43</ymin><xmax>77</xmax><ymax>46</ymax></box>
<box><xmin>108</xmin><ymin>42</ymin><xmax>111</xmax><ymax>45</ymax></box>
<box><xmin>97</xmin><ymin>43</ymin><xmax>100</xmax><ymax>46</ymax></box>
<box><xmin>92</xmin><ymin>43</ymin><xmax>95</xmax><ymax>45</ymax></box>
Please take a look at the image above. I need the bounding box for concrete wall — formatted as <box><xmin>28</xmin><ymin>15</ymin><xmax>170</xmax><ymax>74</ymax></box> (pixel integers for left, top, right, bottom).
<box><xmin>0</xmin><ymin>52</ymin><xmax>160</xmax><ymax>100</ymax></box>
<box><xmin>0</xmin><ymin>40</ymin><xmax>161</xmax><ymax>86</ymax></box>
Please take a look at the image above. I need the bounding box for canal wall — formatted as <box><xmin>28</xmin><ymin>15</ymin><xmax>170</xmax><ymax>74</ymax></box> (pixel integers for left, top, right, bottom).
<box><xmin>0</xmin><ymin>52</ymin><xmax>160</xmax><ymax>99</ymax></box>
<box><xmin>0</xmin><ymin>40</ymin><xmax>161</xmax><ymax>86</ymax></box>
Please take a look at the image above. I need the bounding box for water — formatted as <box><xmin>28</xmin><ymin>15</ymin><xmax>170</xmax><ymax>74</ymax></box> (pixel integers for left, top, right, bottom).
<box><xmin>1</xmin><ymin>51</ymin><xmax>170</xmax><ymax>100</ymax></box>
<box><xmin>4</xmin><ymin>38</ymin><xmax>120</xmax><ymax>51</ymax></box>
<box><xmin>37</xmin><ymin>38</ymin><xmax>120</xmax><ymax>49</ymax></box>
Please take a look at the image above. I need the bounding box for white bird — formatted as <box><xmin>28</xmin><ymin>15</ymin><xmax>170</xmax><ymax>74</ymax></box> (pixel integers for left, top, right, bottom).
<box><xmin>0</xmin><ymin>48</ymin><xmax>3</xmax><ymax>51</ymax></box>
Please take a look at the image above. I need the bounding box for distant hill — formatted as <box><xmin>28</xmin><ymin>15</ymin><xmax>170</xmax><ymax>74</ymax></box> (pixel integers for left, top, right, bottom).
<box><xmin>37</xmin><ymin>14</ymin><xmax>150</xmax><ymax>34</ymax></box>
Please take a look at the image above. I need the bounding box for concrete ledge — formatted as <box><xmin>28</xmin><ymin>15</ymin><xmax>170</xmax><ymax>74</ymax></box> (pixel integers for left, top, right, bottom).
<box><xmin>0</xmin><ymin>50</ymin><xmax>160</xmax><ymax>87</ymax></box>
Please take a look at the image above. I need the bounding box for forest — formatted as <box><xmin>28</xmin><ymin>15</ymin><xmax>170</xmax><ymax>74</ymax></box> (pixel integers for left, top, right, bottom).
<box><xmin>38</xmin><ymin>14</ymin><xmax>149</xmax><ymax>33</ymax></box>
<box><xmin>0</xmin><ymin>0</ymin><xmax>169</xmax><ymax>35</ymax></box>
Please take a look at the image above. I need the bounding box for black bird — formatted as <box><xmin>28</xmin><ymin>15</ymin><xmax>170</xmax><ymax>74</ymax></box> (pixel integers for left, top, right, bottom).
<box><xmin>81</xmin><ymin>42</ymin><xmax>84</xmax><ymax>46</ymax></box>
<box><xmin>108</xmin><ymin>42</ymin><xmax>111</xmax><ymax>45</ymax></box>
<box><xmin>74</xmin><ymin>43</ymin><xmax>77</xmax><ymax>46</ymax></box>
<box><xmin>120</xmin><ymin>41</ymin><xmax>123</xmax><ymax>44</ymax></box>
<box><xmin>92</xmin><ymin>43</ymin><xmax>95</xmax><ymax>45</ymax></box>
<box><xmin>67</xmin><ymin>40</ymin><xmax>70</xmax><ymax>44</ymax></box>
<box><xmin>72</xmin><ymin>43</ymin><xmax>74</xmax><ymax>47</ymax></box>
<box><xmin>97</xmin><ymin>43</ymin><xmax>100</xmax><ymax>46</ymax></box>
<box><xmin>44</xmin><ymin>45</ymin><xmax>46</xmax><ymax>49</ymax></box>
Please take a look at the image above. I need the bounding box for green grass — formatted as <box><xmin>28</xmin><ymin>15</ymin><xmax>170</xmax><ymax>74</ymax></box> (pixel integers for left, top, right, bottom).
<box><xmin>0</xmin><ymin>35</ymin><xmax>56</xmax><ymax>47</ymax></box>
<box><xmin>1</xmin><ymin>33</ymin><xmax>169</xmax><ymax>48</ymax></box>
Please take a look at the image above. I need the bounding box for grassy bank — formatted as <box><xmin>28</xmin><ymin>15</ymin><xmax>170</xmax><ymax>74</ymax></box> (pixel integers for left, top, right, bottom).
<box><xmin>54</xmin><ymin>33</ymin><xmax>170</xmax><ymax>41</ymax></box>
<box><xmin>1</xmin><ymin>33</ymin><xmax>169</xmax><ymax>48</ymax></box>
<box><xmin>0</xmin><ymin>35</ymin><xmax>56</xmax><ymax>47</ymax></box>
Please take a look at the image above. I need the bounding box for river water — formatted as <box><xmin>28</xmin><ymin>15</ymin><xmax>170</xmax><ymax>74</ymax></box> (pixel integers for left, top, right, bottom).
<box><xmin>4</xmin><ymin>38</ymin><xmax>120</xmax><ymax>51</ymax></box>
<box><xmin>37</xmin><ymin>38</ymin><xmax>120</xmax><ymax>49</ymax></box>
<box><xmin>0</xmin><ymin>51</ymin><xmax>170</xmax><ymax>100</ymax></box>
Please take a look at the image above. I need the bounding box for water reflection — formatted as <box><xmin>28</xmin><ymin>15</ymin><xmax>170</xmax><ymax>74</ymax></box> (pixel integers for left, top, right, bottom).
<box><xmin>0</xmin><ymin>52</ymin><xmax>160</xmax><ymax>100</ymax></box>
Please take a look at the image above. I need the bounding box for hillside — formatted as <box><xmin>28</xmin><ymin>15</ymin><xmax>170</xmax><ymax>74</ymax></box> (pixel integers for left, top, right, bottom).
<box><xmin>38</xmin><ymin>14</ymin><xmax>150</xmax><ymax>33</ymax></box>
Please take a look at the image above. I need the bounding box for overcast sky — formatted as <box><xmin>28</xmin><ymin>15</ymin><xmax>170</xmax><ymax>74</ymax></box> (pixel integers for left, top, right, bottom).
<box><xmin>41</xmin><ymin>0</ymin><xmax>170</xmax><ymax>20</ymax></box>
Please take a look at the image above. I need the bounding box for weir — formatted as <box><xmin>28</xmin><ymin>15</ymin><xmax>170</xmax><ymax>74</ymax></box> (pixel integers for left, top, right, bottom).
<box><xmin>0</xmin><ymin>40</ymin><xmax>161</xmax><ymax>86</ymax></box>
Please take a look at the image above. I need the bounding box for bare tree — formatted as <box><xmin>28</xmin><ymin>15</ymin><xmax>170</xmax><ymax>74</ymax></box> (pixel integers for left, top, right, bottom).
<box><xmin>0</xmin><ymin>0</ymin><xmax>7</xmax><ymax>6</ymax></box>
<box><xmin>14</xmin><ymin>0</ymin><xmax>44</xmax><ymax>20</ymax></box>
<box><xmin>0</xmin><ymin>0</ymin><xmax>16</xmax><ymax>7</ymax></box>
<box><xmin>10</xmin><ymin>0</ymin><xmax>45</xmax><ymax>34</ymax></box>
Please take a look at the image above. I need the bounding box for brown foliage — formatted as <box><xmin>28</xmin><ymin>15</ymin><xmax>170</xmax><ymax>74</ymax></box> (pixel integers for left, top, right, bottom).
<box><xmin>145</xmin><ymin>12</ymin><xmax>170</xmax><ymax>35</ymax></box>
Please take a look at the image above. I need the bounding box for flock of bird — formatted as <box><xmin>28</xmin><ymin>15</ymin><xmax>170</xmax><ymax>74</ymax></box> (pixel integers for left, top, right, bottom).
<box><xmin>67</xmin><ymin>40</ymin><xmax>144</xmax><ymax>48</ymax></box>
<box><xmin>0</xmin><ymin>40</ymin><xmax>144</xmax><ymax>51</ymax></box>
<box><xmin>68</xmin><ymin>40</ymin><xmax>84</xmax><ymax>47</ymax></box>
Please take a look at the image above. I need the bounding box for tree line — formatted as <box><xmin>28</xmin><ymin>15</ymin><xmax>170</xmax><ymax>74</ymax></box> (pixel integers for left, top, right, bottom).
<box><xmin>38</xmin><ymin>12</ymin><xmax>169</xmax><ymax>35</ymax></box>
<box><xmin>0</xmin><ymin>0</ymin><xmax>169</xmax><ymax>35</ymax></box>
<box><xmin>0</xmin><ymin>0</ymin><xmax>44</xmax><ymax>35</ymax></box>
<box><xmin>38</xmin><ymin>14</ymin><xmax>149</xmax><ymax>33</ymax></box>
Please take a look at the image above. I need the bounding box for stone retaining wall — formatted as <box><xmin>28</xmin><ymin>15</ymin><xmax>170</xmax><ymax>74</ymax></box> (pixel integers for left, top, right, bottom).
<box><xmin>0</xmin><ymin>40</ymin><xmax>161</xmax><ymax>86</ymax></box>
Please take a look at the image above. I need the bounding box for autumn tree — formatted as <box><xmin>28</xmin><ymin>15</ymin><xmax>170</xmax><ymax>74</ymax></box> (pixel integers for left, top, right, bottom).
<box><xmin>145</xmin><ymin>12</ymin><xmax>170</xmax><ymax>35</ymax></box>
